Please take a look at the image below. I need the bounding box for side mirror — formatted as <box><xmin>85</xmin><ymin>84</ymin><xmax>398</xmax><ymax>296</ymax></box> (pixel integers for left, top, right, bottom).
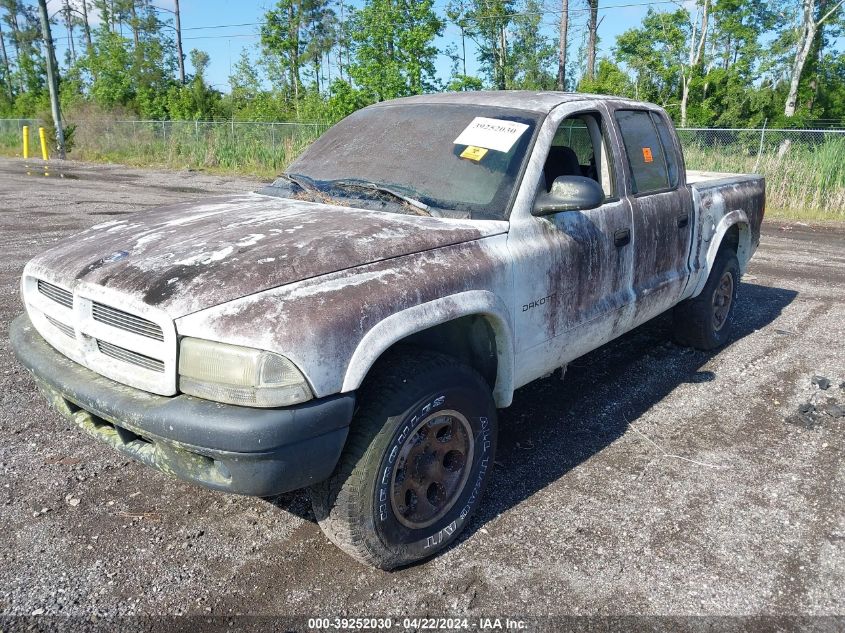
<box><xmin>532</xmin><ymin>175</ymin><xmax>605</xmax><ymax>216</ymax></box>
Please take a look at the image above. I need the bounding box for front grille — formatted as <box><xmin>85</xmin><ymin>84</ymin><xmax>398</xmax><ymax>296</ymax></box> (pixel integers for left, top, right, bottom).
<box><xmin>45</xmin><ymin>315</ymin><xmax>74</xmax><ymax>338</ymax></box>
<box><xmin>96</xmin><ymin>340</ymin><xmax>165</xmax><ymax>373</ymax></box>
<box><xmin>38</xmin><ymin>280</ymin><xmax>73</xmax><ymax>308</ymax></box>
<box><xmin>27</xmin><ymin>274</ymin><xmax>176</xmax><ymax>394</ymax></box>
<box><xmin>92</xmin><ymin>303</ymin><xmax>164</xmax><ymax>341</ymax></box>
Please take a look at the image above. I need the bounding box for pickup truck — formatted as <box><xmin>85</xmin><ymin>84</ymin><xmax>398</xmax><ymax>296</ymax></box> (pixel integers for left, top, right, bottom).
<box><xmin>10</xmin><ymin>91</ymin><xmax>764</xmax><ymax>569</ymax></box>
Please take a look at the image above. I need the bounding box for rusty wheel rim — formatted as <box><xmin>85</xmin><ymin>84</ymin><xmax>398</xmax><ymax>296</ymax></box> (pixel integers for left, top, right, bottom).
<box><xmin>390</xmin><ymin>410</ymin><xmax>474</xmax><ymax>530</ymax></box>
<box><xmin>712</xmin><ymin>271</ymin><xmax>734</xmax><ymax>331</ymax></box>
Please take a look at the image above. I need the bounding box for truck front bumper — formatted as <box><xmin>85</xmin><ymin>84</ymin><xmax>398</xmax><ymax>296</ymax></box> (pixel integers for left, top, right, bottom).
<box><xmin>9</xmin><ymin>314</ymin><xmax>354</xmax><ymax>497</ymax></box>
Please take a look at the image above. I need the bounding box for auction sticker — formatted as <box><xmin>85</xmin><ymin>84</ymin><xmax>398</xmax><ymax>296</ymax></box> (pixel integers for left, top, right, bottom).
<box><xmin>460</xmin><ymin>145</ymin><xmax>488</xmax><ymax>161</ymax></box>
<box><xmin>454</xmin><ymin>117</ymin><xmax>529</xmax><ymax>153</ymax></box>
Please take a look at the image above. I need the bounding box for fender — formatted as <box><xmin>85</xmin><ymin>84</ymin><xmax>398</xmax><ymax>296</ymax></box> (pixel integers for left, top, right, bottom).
<box><xmin>688</xmin><ymin>210</ymin><xmax>751</xmax><ymax>300</ymax></box>
<box><xmin>342</xmin><ymin>290</ymin><xmax>516</xmax><ymax>407</ymax></box>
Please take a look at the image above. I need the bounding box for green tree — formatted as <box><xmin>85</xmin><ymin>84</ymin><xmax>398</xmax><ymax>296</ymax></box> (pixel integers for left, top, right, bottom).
<box><xmin>442</xmin><ymin>42</ymin><xmax>483</xmax><ymax>91</ymax></box>
<box><xmin>614</xmin><ymin>9</ymin><xmax>689</xmax><ymax>112</ymax></box>
<box><xmin>577</xmin><ymin>59</ymin><xmax>635</xmax><ymax>96</ymax></box>
<box><xmin>302</xmin><ymin>1</ymin><xmax>337</xmax><ymax>91</ymax></box>
<box><xmin>166</xmin><ymin>49</ymin><xmax>220</xmax><ymax>119</ymax></box>
<box><xmin>1</xmin><ymin>0</ymin><xmax>46</xmax><ymax>98</ymax></box>
<box><xmin>262</xmin><ymin>1</ymin><xmax>337</xmax><ymax>102</ymax></box>
<box><xmin>348</xmin><ymin>0</ymin><xmax>443</xmax><ymax>101</ymax></box>
<box><xmin>459</xmin><ymin>0</ymin><xmax>515</xmax><ymax>90</ymax></box>
<box><xmin>510</xmin><ymin>0</ymin><xmax>555</xmax><ymax>89</ymax></box>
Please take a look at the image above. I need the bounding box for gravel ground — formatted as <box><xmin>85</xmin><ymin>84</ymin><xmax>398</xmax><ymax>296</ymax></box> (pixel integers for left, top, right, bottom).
<box><xmin>0</xmin><ymin>157</ymin><xmax>843</xmax><ymax>625</ymax></box>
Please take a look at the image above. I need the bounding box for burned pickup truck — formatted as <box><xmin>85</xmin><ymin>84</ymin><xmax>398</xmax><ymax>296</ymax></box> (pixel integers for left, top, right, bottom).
<box><xmin>11</xmin><ymin>92</ymin><xmax>764</xmax><ymax>569</ymax></box>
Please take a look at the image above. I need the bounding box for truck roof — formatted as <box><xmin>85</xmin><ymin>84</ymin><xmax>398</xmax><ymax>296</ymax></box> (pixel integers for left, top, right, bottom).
<box><xmin>373</xmin><ymin>90</ymin><xmax>653</xmax><ymax>114</ymax></box>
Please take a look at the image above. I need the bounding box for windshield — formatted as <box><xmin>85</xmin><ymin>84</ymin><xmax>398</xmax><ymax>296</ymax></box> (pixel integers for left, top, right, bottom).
<box><xmin>282</xmin><ymin>103</ymin><xmax>542</xmax><ymax>220</ymax></box>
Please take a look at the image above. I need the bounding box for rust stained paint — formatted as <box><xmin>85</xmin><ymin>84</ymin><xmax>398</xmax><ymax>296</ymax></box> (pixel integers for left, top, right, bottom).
<box><xmin>176</xmin><ymin>235</ymin><xmax>512</xmax><ymax>400</ymax></box>
<box><xmin>24</xmin><ymin>193</ymin><xmax>507</xmax><ymax>318</ymax></box>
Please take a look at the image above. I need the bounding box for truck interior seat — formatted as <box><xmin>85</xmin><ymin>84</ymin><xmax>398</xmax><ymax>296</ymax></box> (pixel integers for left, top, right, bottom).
<box><xmin>544</xmin><ymin>146</ymin><xmax>582</xmax><ymax>191</ymax></box>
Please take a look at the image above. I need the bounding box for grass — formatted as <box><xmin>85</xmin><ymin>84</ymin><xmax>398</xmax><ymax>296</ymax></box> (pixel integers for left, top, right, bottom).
<box><xmin>680</xmin><ymin>133</ymin><xmax>845</xmax><ymax>221</ymax></box>
<box><xmin>2</xmin><ymin>121</ymin><xmax>844</xmax><ymax>221</ymax></box>
<box><xmin>0</xmin><ymin>120</ymin><xmax>327</xmax><ymax>180</ymax></box>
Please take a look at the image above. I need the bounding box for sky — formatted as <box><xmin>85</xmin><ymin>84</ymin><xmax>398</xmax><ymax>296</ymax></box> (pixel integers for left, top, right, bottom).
<box><xmin>45</xmin><ymin>0</ymin><xmax>702</xmax><ymax>93</ymax></box>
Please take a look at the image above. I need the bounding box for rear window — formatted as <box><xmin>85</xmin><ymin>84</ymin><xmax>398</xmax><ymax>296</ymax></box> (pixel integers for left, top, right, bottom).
<box><xmin>615</xmin><ymin>110</ymin><xmax>671</xmax><ymax>194</ymax></box>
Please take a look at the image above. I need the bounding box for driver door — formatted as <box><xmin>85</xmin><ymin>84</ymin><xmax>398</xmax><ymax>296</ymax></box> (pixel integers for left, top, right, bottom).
<box><xmin>508</xmin><ymin>107</ymin><xmax>635</xmax><ymax>387</ymax></box>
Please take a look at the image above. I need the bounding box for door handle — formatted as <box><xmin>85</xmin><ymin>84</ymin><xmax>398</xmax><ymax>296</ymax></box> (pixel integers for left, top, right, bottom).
<box><xmin>614</xmin><ymin>228</ymin><xmax>631</xmax><ymax>247</ymax></box>
<box><xmin>677</xmin><ymin>213</ymin><xmax>689</xmax><ymax>228</ymax></box>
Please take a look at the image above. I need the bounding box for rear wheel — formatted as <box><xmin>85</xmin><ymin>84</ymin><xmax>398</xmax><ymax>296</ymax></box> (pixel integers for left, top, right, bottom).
<box><xmin>310</xmin><ymin>348</ymin><xmax>497</xmax><ymax>570</ymax></box>
<box><xmin>673</xmin><ymin>249</ymin><xmax>740</xmax><ymax>350</ymax></box>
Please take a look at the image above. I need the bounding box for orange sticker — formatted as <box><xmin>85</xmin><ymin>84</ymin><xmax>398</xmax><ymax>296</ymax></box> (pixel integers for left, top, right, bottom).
<box><xmin>642</xmin><ymin>147</ymin><xmax>654</xmax><ymax>163</ymax></box>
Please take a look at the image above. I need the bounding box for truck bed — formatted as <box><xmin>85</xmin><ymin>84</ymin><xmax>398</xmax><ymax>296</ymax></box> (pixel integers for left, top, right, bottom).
<box><xmin>682</xmin><ymin>169</ymin><xmax>766</xmax><ymax>298</ymax></box>
<box><xmin>686</xmin><ymin>169</ymin><xmax>757</xmax><ymax>186</ymax></box>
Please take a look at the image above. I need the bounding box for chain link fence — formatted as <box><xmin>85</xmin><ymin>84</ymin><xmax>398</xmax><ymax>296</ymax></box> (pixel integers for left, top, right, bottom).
<box><xmin>677</xmin><ymin>127</ymin><xmax>845</xmax><ymax>216</ymax></box>
<box><xmin>1</xmin><ymin>118</ymin><xmax>843</xmax><ymax>216</ymax></box>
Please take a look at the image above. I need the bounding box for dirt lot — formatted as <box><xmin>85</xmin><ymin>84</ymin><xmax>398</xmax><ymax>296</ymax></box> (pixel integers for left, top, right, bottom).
<box><xmin>0</xmin><ymin>157</ymin><xmax>843</xmax><ymax>623</ymax></box>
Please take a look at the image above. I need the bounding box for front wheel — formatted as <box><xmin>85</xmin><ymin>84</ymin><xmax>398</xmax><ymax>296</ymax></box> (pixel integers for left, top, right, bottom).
<box><xmin>310</xmin><ymin>349</ymin><xmax>498</xmax><ymax>570</ymax></box>
<box><xmin>673</xmin><ymin>249</ymin><xmax>740</xmax><ymax>350</ymax></box>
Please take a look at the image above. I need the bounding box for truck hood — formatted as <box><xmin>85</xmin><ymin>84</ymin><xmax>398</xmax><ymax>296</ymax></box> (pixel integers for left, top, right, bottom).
<box><xmin>26</xmin><ymin>193</ymin><xmax>507</xmax><ymax>318</ymax></box>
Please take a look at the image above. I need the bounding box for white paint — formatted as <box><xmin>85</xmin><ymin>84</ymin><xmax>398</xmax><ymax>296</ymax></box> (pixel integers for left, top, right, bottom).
<box><xmin>236</xmin><ymin>234</ymin><xmax>265</xmax><ymax>247</ymax></box>
<box><xmin>342</xmin><ymin>290</ymin><xmax>515</xmax><ymax>407</ymax></box>
<box><xmin>173</xmin><ymin>246</ymin><xmax>235</xmax><ymax>267</ymax></box>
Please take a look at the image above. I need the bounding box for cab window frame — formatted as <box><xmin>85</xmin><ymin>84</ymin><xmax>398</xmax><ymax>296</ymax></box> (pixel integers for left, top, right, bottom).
<box><xmin>540</xmin><ymin>109</ymin><xmax>619</xmax><ymax>204</ymax></box>
<box><xmin>614</xmin><ymin>108</ymin><xmax>680</xmax><ymax>198</ymax></box>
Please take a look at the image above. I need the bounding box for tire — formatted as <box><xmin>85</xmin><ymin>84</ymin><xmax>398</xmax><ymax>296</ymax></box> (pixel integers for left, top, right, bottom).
<box><xmin>673</xmin><ymin>249</ymin><xmax>740</xmax><ymax>350</ymax></box>
<box><xmin>310</xmin><ymin>348</ymin><xmax>498</xmax><ymax>570</ymax></box>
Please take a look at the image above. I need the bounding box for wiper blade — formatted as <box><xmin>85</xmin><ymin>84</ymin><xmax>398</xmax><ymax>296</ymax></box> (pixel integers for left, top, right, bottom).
<box><xmin>325</xmin><ymin>179</ymin><xmax>436</xmax><ymax>216</ymax></box>
<box><xmin>276</xmin><ymin>173</ymin><xmax>316</xmax><ymax>192</ymax></box>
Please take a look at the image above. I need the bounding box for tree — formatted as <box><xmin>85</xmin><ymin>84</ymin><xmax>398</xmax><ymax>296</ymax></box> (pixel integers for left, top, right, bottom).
<box><xmin>61</xmin><ymin>0</ymin><xmax>76</xmax><ymax>63</ymax></box>
<box><xmin>615</xmin><ymin>9</ymin><xmax>689</xmax><ymax>107</ymax></box>
<box><xmin>348</xmin><ymin>0</ymin><xmax>442</xmax><ymax>101</ymax></box>
<box><xmin>80</xmin><ymin>0</ymin><xmax>93</xmax><ymax>55</ymax></box>
<box><xmin>784</xmin><ymin>0</ymin><xmax>844</xmax><ymax>116</ymax></box>
<box><xmin>2</xmin><ymin>0</ymin><xmax>45</xmax><ymax>96</ymax></box>
<box><xmin>167</xmin><ymin>49</ymin><xmax>220</xmax><ymax>119</ymax></box>
<box><xmin>680</xmin><ymin>0</ymin><xmax>709</xmax><ymax>127</ymax></box>
<box><xmin>511</xmin><ymin>0</ymin><xmax>555</xmax><ymax>89</ymax></box>
<box><xmin>461</xmin><ymin>0</ymin><xmax>514</xmax><ymax>90</ymax></box>
<box><xmin>577</xmin><ymin>58</ymin><xmax>634</xmax><ymax>96</ymax></box>
<box><xmin>261</xmin><ymin>0</ymin><xmax>306</xmax><ymax>102</ymax></box>
<box><xmin>174</xmin><ymin>0</ymin><xmax>185</xmax><ymax>84</ymax></box>
<box><xmin>585</xmin><ymin>0</ymin><xmax>600</xmax><ymax>81</ymax></box>
<box><xmin>442</xmin><ymin>41</ymin><xmax>482</xmax><ymax>91</ymax></box>
<box><xmin>37</xmin><ymin>0</ymin><xmax>65</xmax><ymax>157</ymax></box>
<box><xmin>0</xmin><ymin>20</ymin><xmax>12</xmax><ymax>101</ymax></box>
<box><xmin>302</xmin><ymin>1</ymin><xmax>337</xmax><ymax>91</ymax></box>
<box><xmin>556</xmin><ymin>0</ymin><xmax>568</xmax><ymax>90</ymax></box>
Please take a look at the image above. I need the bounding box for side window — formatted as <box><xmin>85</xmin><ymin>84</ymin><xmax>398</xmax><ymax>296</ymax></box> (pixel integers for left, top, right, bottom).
<box><xmin>542</xmin><ymin>113</ymin><xmax>615</xmax><ymax>198</ymax></box>
<box><xmin>615</xmin><ymin>109</ymin><xmax>670</xmax><ymax>194</ymax></box>
<box><xmin>651</xmin><ymin>112</ymin><xmax>679</xmax><ymax>188</ymax></box>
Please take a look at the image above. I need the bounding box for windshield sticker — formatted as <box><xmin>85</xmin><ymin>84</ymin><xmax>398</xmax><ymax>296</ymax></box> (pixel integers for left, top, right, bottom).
<box><xmin>642</xmin><ymin>147</ymin><xmax>654</xmax><ymax>163</ymax></box>
<box><xmin>460</xmin><ymin>145</ymin><xmax>489</xmax><ymax>161</ymax></box>
<box><xmin>454</xmin><ymin>117</ymin><xmax>529</xmax><ymax>153</ymax></box>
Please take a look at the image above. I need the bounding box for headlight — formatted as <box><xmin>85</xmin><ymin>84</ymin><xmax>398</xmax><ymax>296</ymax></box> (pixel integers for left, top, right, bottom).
<box><xmin>178</xmin><ymin>338</ymin><xmax>312</xmax><ymax>407</ymax></box>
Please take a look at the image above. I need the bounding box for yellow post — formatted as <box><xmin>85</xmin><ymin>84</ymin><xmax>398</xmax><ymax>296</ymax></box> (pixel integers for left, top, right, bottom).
<box><xmin>38</xmin><ymin>127</ymin><xmax>49</xmax><ymax>161</ymax></box>
<box><xmin>22</xmin><ymin>125</ymin><xmax>29</xmax><ymax>159</ymax></box>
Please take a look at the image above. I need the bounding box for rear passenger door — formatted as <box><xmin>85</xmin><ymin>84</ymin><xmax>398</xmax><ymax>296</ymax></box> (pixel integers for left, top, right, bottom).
<box><xmin>615</xmin><ymin>109</ymin><xmax>693</xmax><ymax>324</ymax></box>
